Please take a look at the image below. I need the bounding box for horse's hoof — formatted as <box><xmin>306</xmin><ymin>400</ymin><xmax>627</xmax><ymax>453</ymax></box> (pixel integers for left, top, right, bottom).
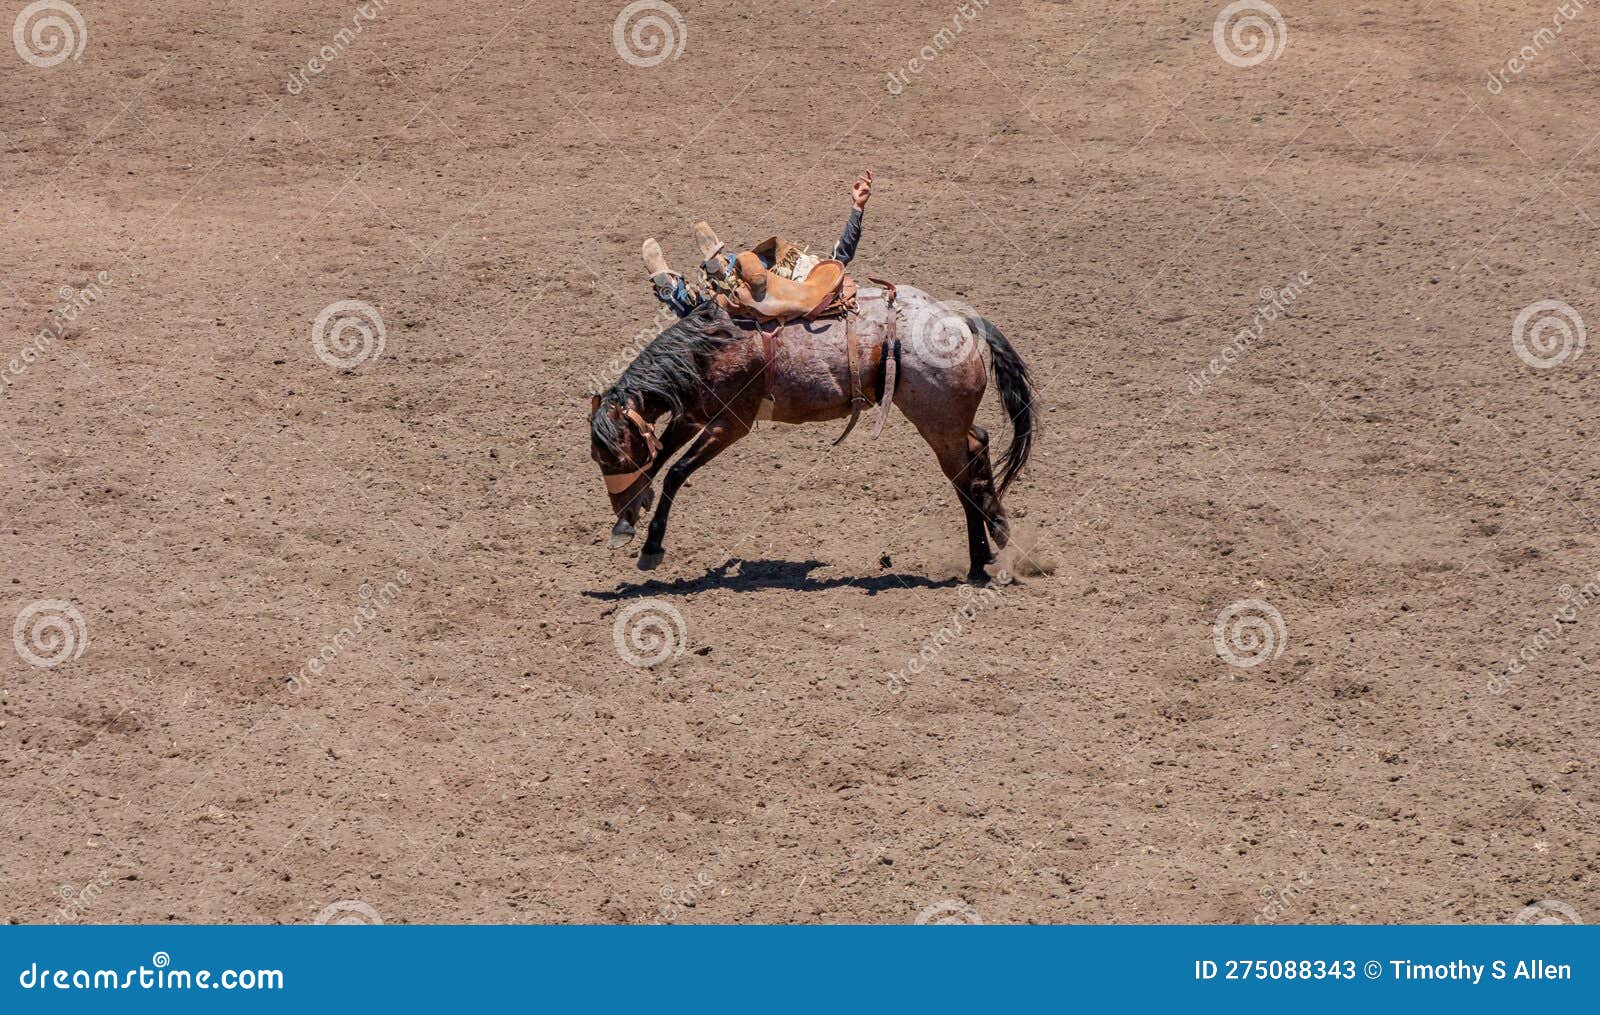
<box><xmin>637</xmin><ymin>549</ymin><xmax>665</xmax><ymax>570</ymax></box>
<box><xmin>965</xmin><ymin>568</ymin><xmax>990</xmax><ymax>586</ymax></box>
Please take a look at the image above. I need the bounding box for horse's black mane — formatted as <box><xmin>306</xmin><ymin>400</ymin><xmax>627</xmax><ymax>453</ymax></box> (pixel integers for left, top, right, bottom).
<box><xmin>591</xmin><ymin>301</ymin><xmax>742</xmax><ymax>457</ymax></box>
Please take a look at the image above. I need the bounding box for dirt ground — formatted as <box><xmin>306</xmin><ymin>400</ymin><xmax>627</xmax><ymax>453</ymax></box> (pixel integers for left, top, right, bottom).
<box><xmin>2</xmin><ymin>0</ymin><xmax>1597</xmax><ymax>925</ymax></box>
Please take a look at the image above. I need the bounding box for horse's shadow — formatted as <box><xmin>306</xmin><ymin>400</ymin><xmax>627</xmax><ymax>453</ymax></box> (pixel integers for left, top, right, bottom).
<box><xmin>582</xmin><ymin>558</ymin><xmax>962</xmax><ymax>600</ymax></box>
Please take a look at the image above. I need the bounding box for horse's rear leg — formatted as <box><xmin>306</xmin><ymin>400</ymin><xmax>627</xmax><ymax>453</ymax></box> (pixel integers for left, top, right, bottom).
<box><xmin>925</xmin><ymin>432</ymin><xmax>997</xmax><ymax>583</ymax></box>
<box><xmin>963</xmin><ymin>423</ymin><xmax>1009</xmax><ymax>550</ymax></box>
<box><xmin>638</xmin><ymin>417</ymin><xmax>747</xmax><ymax>570</ymax></box>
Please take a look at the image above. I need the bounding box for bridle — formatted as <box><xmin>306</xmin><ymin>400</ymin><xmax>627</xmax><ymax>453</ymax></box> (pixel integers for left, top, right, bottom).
<box><xmin>601</xmin><ymin>407</ymin><xmax>662</xmax><ymax>495</ymax></box>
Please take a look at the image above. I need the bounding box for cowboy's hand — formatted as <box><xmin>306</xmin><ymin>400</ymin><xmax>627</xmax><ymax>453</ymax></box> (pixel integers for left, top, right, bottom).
<box><xmin>852</xmin><ymin>170</ymin><xmax>873</xmax><ymax>210</ymax></box>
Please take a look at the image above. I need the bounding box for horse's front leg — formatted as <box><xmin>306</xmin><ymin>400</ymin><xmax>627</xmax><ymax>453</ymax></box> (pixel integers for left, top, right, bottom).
<box><xmin>637</xmin><ymin>414</ymin><xmax>702</xmax><ymax>511</ymax></box>
<box><xmin>651</xmin><ymin>415</ymin><xmax>701</xmax><ymax>475</ymax></box>
<box><xmin>638</xmin><ymin>417</ymin><xmax>748</xmax><ymax>570</ymax></box>
<box><xmin>608</xmin><ymin>415</ymin><xmax>702</xmax><ymax>548</ymax></box>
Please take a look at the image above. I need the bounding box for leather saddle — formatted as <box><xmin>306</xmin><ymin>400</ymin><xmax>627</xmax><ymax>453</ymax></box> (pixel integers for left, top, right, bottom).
<box><xmin>694</xmin><ymin>223</ymin><xmax>852</xmax><ymax>323</ymax></box>
<box><xmin>726</xmin><ymin>253</ymin><xmax>849</xmax><ymax>321</ymax></box>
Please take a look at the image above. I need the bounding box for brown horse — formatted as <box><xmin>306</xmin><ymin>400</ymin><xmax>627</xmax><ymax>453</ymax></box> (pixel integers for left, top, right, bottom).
<box><xmin>588</xmin><ymin>286</ymin><xmax>1034</xmax><ymax>583</ymax></box>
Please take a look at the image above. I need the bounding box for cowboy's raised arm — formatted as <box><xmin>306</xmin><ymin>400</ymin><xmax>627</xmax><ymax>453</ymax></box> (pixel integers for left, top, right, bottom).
<box><xmin>832</xmin><ymin>170</ymin><xmax>872</xmax><ymax>264</ymax></box>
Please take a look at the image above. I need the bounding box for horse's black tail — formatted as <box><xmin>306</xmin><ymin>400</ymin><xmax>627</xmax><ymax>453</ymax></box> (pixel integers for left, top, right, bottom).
<box><xmin>966</xmin><ymin>315</ymin><xmax>1034</xmax><ymax>495</ymax></box>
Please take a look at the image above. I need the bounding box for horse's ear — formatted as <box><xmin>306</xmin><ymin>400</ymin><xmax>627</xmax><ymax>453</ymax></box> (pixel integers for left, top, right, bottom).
<box><xmin>589</xmin><ymin>393</ymin><xmax>601</xmax><ymax>415</ymax></box>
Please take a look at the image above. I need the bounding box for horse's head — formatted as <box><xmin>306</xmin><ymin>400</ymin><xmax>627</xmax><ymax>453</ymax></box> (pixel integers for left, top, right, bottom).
<box><xmin>589</xmin><ymin>391</ymin><xmax>658</xmax><ymax>547</ymax></box>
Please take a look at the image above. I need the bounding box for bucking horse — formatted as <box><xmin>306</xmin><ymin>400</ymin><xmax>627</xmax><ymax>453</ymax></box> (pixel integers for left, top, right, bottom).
<box><xmin>587</xmin><ymin>284</ymin><xmax>1034</xmax><ymax>583</ymax></box>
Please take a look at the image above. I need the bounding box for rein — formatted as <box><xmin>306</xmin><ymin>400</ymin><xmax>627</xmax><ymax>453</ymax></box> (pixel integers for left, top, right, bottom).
<box><xmin>601</xmin><ymin>407</ymin><xmax>662</xmax><ymax>494</ymax></box>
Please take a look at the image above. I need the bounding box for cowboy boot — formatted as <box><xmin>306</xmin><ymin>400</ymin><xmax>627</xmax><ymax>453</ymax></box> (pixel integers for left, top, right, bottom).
<box><xmin>642</xmin><ymin>238</ymin><xmax>680</xmax><ymax>302</ymax></box>
<box><xmin>692</xmin><ymin>221</ymin><xmax>735</xmax><ymax>283</ymax></box>
<box><xmin>642</xmin><ymin>238</ymin><xmax>671</xmax><ymax>282</ymax></box>
<box><xmin>691</xmin><ymin>221</ymin><xmax>724</xmax><ymax>261</ymax></box>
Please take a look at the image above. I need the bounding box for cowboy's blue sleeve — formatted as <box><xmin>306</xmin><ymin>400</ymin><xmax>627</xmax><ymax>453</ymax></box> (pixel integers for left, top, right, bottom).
<box><xmin>832</xmin><ymin>207</ymin><xmax>864</xmax><ymax>264</ymax></box>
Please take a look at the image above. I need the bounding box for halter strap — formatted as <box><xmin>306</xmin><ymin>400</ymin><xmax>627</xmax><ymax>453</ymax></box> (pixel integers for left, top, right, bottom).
<box><xmin>601</xmin><ymin>408</ymin><xmax>662</xmax><ymax>494</ymax></box>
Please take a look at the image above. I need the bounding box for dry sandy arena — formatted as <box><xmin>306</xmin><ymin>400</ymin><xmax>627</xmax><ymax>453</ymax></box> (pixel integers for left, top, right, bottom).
<box><xmin>2</xmin><ymin>0</ymin><xmax>1598</xmax><ymax>925</ymax></box>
